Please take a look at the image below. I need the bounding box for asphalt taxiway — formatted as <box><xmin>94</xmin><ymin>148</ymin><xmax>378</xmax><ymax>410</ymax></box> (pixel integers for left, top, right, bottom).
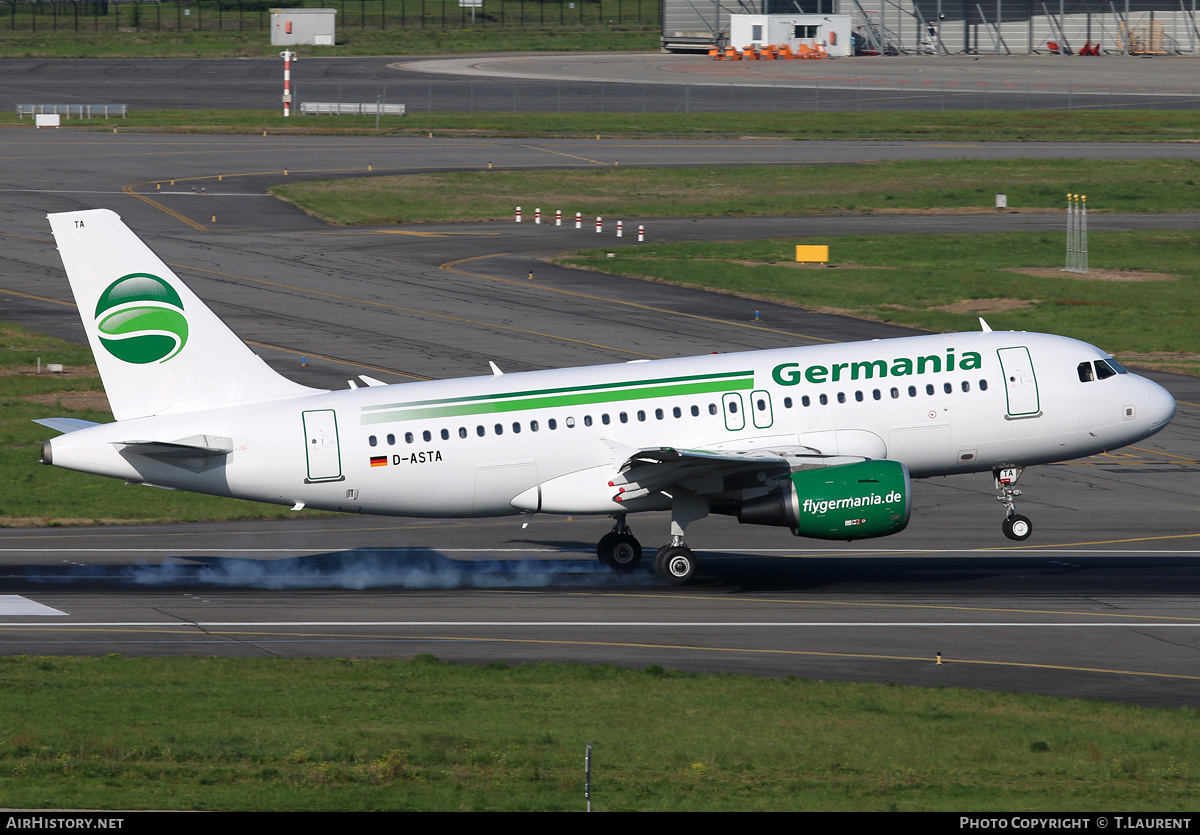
<box><xmin>0</xmin><ymin>57</ymin><xmax>1197</xmax><ymax>705</ymax></box>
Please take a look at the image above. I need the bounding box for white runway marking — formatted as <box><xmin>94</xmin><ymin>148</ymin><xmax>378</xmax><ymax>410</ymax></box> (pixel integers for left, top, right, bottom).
<box><xmin>0</xmin><ymin>596</ymin><xmax>67</xmax><ymax>616</ymax></box>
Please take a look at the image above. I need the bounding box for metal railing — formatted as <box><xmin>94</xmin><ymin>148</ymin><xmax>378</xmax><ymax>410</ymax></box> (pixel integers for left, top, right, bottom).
<box><xmin>16</xmin><ymin>103</ymin><xmax>128</xmax><ymax>118</ymax></box>
<box><xmin>299</xmin><ymin>102</ymin><xmax>406</xmax><ymax>115</ymax></box>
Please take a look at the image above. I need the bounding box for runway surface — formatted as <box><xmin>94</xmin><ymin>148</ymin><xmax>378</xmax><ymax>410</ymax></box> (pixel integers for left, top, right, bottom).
<box><xmin>0</xmin><ymin>57</ymin><xmax>1198</xmax><ymax>706</ymax></box>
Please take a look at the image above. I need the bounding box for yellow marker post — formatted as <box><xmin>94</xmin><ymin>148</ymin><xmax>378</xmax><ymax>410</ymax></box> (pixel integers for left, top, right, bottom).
<box><xmin>795</xmin><ymin>245</ymin><xmax>829</xmax><ymax>264</ymax></box>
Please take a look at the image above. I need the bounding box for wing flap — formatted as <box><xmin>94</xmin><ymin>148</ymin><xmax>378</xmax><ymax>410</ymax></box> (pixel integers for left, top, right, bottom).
<box><xmin>611</xmin><ymin>444</ymin><xmax>872</xmax><ymax>504</ymax></box>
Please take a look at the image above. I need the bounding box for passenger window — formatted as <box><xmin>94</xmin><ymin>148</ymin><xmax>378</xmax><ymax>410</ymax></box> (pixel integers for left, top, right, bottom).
<box><xmin>423</xmin><ymin>430</ymin><xmax>432</xmax><ymax>442</ymax></box>
<box><xmin>980</xmin><ymin>379</ymin><xmax>989</xmax><ymax>391</ymax></box>
<box><xmin>387</xmin><ymin>434</ymin><xmax>395</xmax><ymax>445</ymax></box>
<box><xmin>565</xmin><ymin>417</ymin><xmax>575</xmax><ymax>428</ymax></box>
<box><xmin>691</xmin><ymin>405</ymin><xmax>700</xmax><ymax>417</ymax></box>
<box><xmin>673</xmin><ymin>406</ymin><xmax>682</xmax><ymax>418</ymax></box>
<box><xmin>459</xmin><ymin>427</ymin><xmax>468</xmax><ymax>438</ymax></box>
<box><xmin>441</xmin><ymin>428</ymin><xmax>450</xmax><ymax>440</ymax></box>
<box><xmin>943</xmin><ymin>382</ymin><xmax>953</xmax><ymax>394</ymax></box>
<box><xmin>406</xmin><ymin>432</ymin><xmax>415</xmax><ymax>443</ymax></box>
<box><xmin>512</xmin><ymin>422</ymin><xmax>521</xmax><ymax>434</ymax></box>
<box><xmin>548</xmin><ymin>418</ymin><xmax>557</xmax><ymax>430</ymax></box>
<box><xmin>531</xmin><ymin>420</ymin><xmax>539</xmax><ymax>432</ymax></box>
<box><xmin>369</xmin><ymin>435</ymin><xmax>377</xmax><ymax>447</ymax></box>
<box><xmin>584</xmin><ymin>415</ymin><xmax>593</xmax><ymax>427</ymax></box>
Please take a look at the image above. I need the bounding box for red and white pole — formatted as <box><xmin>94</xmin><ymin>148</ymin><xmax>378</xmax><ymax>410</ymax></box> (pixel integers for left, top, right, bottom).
<box><xmin>555</xmin><ymin>209</ymin><xmax>562</xmax><ymax>227</ymax></box>
<box><xmin>281</xmin><ymin>50</ymin><xmax>296</xmax><ymax>117</ymax></box>
<box><xmin>575</xmin><ymin>212</ymin><xmax>582</xmax><ymax>229</ymax></box>
<box><xmin>515</xmin><ymin>206</ymin><xmax>522</xmax><ymax>222</ymax></box>
<box><xmin>535</xmin><ymin>207</ymin><xmax>541</xmax><ymax>224</ymax></box>
<box><xmin>638</xmin><ymin>225</ymin><xmax>645</xmax><ymax>242</ymax></box>
<box><xmin>616</xmin><ymin>220</ymin><xmax>623</xmax><ymax>238</ymax></box>
<box><xmin>595</xmin><ymin>216</ymin><xmax>602</xmax><ymax>233</ymax></box>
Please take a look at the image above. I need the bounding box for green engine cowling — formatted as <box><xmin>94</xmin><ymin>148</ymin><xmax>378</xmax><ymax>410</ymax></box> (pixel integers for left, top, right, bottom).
<box><xmin>737</xmin><ymin>459</ymin><xmax>911</xmax><ymax>540</ymax></box>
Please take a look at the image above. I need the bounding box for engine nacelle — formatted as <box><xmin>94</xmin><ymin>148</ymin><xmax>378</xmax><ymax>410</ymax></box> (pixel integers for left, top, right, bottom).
<box><xmin>737</xmin><ymin>459</ymin><xmax>911</xmax><ymax>540</ymax></box>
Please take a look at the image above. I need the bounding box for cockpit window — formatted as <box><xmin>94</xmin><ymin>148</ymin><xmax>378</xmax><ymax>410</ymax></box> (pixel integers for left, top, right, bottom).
<box><xmin>1080</xmin><ymin>358</ymin><xmax>1129</xmax><ymax>382</ymax></box>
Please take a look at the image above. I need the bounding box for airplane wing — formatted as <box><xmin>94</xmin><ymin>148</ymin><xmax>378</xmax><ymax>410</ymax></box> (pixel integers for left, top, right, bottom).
<box><xmin>609</xmin><ymin>445</ymin><xmax>871</xmax><ymax>504</ymax></box>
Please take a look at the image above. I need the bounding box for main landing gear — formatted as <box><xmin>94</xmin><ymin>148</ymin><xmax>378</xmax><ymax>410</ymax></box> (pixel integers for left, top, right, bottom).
<box><xmin>995</xmin><ymin>467</ymin><xmax>1033</xmax><ymax>542</ymax></box>
<box><xmin>596</xmin><ymin>518</ymin><xmax>642</xmax><ymax>571</ymax></box>
<box><xmin>597</xmin><ymin>505</ymin><xmax>704</xmax><ymax>585</ymax></box>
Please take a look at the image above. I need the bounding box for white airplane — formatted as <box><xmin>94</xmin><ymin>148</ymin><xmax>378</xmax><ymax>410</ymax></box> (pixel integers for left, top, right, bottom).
<box><xmin>38</xmin><ymin>209</ymin><xmax>1177</xmax><ymax>584</ymax></box>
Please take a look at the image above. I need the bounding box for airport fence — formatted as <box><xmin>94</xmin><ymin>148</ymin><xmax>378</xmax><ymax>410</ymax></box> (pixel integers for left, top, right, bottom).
<box><xmin>0</xmin><ymin>0</ymin><xmax>661</xmax><ymax>32</ymax></box>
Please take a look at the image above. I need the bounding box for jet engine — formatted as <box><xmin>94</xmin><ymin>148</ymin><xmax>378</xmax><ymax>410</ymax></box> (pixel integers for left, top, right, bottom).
<box><xmin>737</xmin><ymin>459</ymin><xmax>911</xmax><ymax>540</ymax></box>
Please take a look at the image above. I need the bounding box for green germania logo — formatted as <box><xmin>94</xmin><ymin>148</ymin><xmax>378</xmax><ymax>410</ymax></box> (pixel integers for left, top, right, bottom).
<box><xmin>94</xmin><ymin>273</ymin><xmax>188</xmax><ymax>364</ymax></box>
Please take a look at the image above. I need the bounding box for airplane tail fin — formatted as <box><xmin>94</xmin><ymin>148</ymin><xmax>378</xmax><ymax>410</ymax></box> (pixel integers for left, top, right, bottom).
<box><xmin>48</xmin><ymin>209</ymin><xmax>324</xmax><ymax>421</ymax></box>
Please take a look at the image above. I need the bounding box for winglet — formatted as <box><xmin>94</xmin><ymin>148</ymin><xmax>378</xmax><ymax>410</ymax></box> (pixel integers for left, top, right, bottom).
<box><xmin>979</xmin><ymin>317</ymin><xmax>993</xmax><ymax>333</ymax></box>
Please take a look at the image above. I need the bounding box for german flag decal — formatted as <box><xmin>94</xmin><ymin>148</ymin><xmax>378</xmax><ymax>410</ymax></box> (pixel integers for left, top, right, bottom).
<box><xmin>370</xmin><ymin>456</ymin><xmax>388</xmax><ymax>467</ymax></box>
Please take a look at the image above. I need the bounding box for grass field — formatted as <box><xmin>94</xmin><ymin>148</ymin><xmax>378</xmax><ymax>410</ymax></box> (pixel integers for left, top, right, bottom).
<box><xmin>0</xmin><ymin>655</ymin><xmax>1196</xmax><ymax>811</ymax></box>
<box><xmin>271</xmin><ymin>158</ymin><xmax>1200</xmax><ymax>223</ymax></box>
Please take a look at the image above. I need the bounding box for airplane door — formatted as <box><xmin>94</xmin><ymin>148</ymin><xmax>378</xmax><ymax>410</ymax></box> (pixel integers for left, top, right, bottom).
<box><xmin>750</xmin><ymin>390</ymin><xmax>774</xmax><ymax>429</ymax></box>
<box><xmin>722</xmin><ymin>393</ymin><xmax>745</xmax><ymax>431</ymax></box>
<box><xmin>302</xmin><ymin>409</ymin><xmax>344</xmax><ymax>482</ymax></box>
<box><xmin>997</xmin><ymin>347</ymin><xmax>1042</xmax><ymax>418</ymax></box>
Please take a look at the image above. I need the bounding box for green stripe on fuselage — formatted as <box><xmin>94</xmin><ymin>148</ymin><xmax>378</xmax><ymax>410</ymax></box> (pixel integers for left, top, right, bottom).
<box><xmin>360</xmin><ymin>373</ymin><xmax>754</xmax><ymax>426</ymax></box>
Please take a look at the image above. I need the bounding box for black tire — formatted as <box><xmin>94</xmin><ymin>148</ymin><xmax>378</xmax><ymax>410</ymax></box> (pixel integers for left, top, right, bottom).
<box><xmin>597</xmin><ymin>532</ymin><xmax>642</xmax><ymax>571</ymax></box>
<box><xmin>1003</xmin><ymin>514</ymin><xmax>1033</xmax><ymax>541</ymax></box>
<box><xmin>653</xmin><ymin>545</ymin><xmax>696</xmax><ymax>585</ymax></box>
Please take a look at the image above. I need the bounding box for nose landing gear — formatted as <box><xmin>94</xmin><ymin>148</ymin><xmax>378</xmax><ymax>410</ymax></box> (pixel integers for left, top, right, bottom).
<box><xmin>995</xmin><ymin>467</ymin><xmax>1033</xmax><ymax>541</ymax></box>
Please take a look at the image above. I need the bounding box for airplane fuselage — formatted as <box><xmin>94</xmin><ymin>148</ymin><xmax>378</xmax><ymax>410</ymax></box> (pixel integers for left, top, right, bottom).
<box><xmin>44</xmin><ymin>330</ymin><xmax>1175</xmax><ymax>520</ymax></box>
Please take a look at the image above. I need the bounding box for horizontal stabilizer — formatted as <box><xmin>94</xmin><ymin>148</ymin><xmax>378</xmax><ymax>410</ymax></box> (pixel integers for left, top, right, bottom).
<box><xmin>33</xmin><ymin>418</ymin><xmax>102</xmax><ymax>435</ymax></box>
<box><xmin>116</xmin><ymin>435</ymin><xmax>233</xmax><ymax>473</ymax></box>
<box><xmin>116</xmin><ymin>435</ymin><xmax>234</xmax><ymax>456</ymax></box>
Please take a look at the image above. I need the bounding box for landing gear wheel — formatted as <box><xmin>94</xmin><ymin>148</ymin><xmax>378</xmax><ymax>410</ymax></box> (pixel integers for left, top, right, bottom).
<box><xmin>1003</xmin><ymin>514</ymin><xmax>1033</xmax><ymax>541</ymax></box>
<box><xmin>653</xmin><ymin>545</ymin><xmax>696</xmax><ymax>585</ymax></box>
<box><xmin>597</xmin><ymin>532</ymin><xmax>642</xmax><ymax>571</ymax></box>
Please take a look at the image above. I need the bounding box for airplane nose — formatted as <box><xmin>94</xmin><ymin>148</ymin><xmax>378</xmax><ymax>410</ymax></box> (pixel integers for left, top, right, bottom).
<box><xmin>1139</xmin><ymin>376</ymin><xmax>1176</xmax><ymax>432</ymax></box>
